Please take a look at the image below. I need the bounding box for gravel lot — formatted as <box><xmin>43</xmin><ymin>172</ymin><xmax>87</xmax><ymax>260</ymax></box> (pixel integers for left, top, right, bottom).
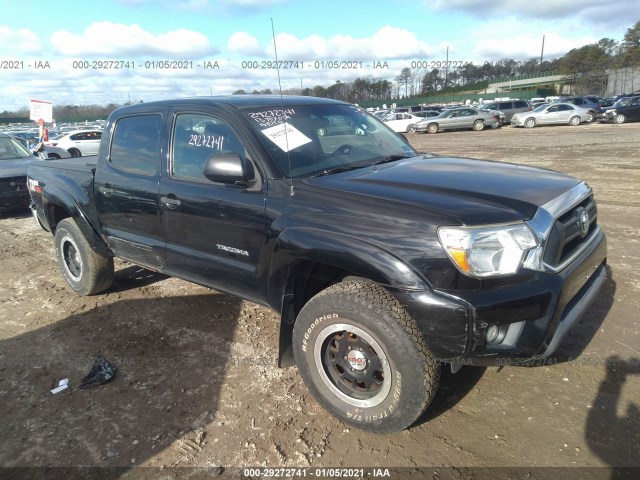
<box><xmin>0</xmin><ymin>121</ymin><xmax>638</xmax><ymax>479</ymax></box>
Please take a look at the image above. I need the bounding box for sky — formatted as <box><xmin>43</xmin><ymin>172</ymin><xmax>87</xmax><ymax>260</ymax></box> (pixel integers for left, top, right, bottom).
<box><xmin>0</xmin><ymin>0</ymin><xmax>638</xmax><ymax>112</ymax></box>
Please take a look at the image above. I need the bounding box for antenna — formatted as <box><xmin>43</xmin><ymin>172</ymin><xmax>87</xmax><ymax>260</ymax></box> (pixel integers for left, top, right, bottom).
<box><xmin>271</xmin><ymin>18</ymin><xmax>294</xmax><ymax>195</ymax></box>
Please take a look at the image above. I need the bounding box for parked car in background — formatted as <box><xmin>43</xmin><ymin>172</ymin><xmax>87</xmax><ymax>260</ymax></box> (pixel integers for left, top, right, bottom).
<box><xmin>480</xmin><ymin>99</ymin><xmax>531</xmax><ymax>123</ymax></box>
<box><xmin>551</xmin><ymin>96</ymin><xmax>602</xmax><ymax>121</ymax></box>
<box><xmin>45</xmin><ymin>130</ymin><xmax>102</xmax><ymax>157</ymax></box>
<box><xmin>406</xmin><ymin>111</ymin><xmax>441</xmax><ymax>132</ymax></box>
<box><xmin>372</xmin><ymin>110</ymin><xmax>391</xmax><ymax>119</ymax></box>
<box><xmin>602</xmin><ymin>94</ymin><xmax>640</xmax><ymax>124</ymax></box>
<box><xmin>511</xmin><ymin>103</ymin><xmax>592</xmax><ymax>128</ymax></box>
<box><xmin>383</xmin><ymin>112</ymin><xmax>424</xmax><ymax>133</ymax></box>
<box><xmin>393</xmin><ymin>105</ymin><xmax>427</xmax><ymax>114</ymax></box>
<box><xmin>0</xmin><ymin>132</ymin><xmax>37</xmax><ymax>213</ymax></box>
<box><xmin>416</xmin><ymin>107</ymin><xmax>501</xmax><ymax>133</ymax></box>
<box><xmin>12</xmin><ymin>137</ymin><xmax>72</xmax><ymax>159</ymax></box>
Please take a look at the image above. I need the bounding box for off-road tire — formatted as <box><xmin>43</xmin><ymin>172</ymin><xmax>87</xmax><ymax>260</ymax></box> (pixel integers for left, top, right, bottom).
<box><xmin>292</xmin><ymin>279</ymin><xmax>440</xmax><ymax>433</ymax></box>
<box><xmin>54</xmin><ymin>218</ymin><xmax>114</xmax><ymax>295</ymax></box>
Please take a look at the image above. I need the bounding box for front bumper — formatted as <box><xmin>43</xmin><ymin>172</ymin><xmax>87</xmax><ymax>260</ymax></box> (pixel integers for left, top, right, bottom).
<box><xmin>390</xmin><ymin>229</ymin><xmax>607</xmax><ymax>365</ymax></box>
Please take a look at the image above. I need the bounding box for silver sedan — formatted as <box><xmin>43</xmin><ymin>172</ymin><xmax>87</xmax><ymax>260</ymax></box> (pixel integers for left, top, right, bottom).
<box><xmin>412</xmin><ymin>107</ymin><xmax>501</xmax><ymax>133</ymax></box>
<box><xmin>511</xmin><ymin>103</ymin><xmax>591</xmax><ymax>128</ymax></box>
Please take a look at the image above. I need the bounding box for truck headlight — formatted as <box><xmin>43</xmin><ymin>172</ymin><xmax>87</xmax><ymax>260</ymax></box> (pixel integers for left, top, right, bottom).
<box><xmin>438</xmin><ymin>223</ymin><xmax>539</xmax><ymax>278</ymax></box>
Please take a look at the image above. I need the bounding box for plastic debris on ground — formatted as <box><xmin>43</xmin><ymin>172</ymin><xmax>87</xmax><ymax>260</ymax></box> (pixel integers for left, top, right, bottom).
<box><xmin>78</xmin><ymin>356</ymin><xmax>117</xmax><ymax>389</ymax></box>
<box><xmin>50</xmin><ymin>378</ymin><xmax>69</xmax><ymax>394</ymax></box>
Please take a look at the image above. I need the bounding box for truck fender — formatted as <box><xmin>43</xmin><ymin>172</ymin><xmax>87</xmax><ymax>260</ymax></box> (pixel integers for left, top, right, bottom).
<box><xmin>269</xmin><ymin>228</ymin><xmax>429</xmax><ymax>367</ymax></box>
<box><xmin>42</xmin><ymin>186</ymin><xmax>112</xmax><ymax>258</ymax></box>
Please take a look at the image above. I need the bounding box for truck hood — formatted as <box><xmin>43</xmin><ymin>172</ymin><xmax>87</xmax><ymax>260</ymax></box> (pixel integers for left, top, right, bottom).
<box><xmin>307</xmin><ymin>156</ymin><xmax>580</xmax><ymax>225</ymax></box>
<box><xmin>1</xmin><ymin>158</ymin><xmax>34</xmax><ymax>178</ymax></box>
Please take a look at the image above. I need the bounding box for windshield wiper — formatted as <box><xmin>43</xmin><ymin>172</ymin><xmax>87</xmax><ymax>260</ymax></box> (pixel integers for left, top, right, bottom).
<box><xmin>310</xmin><ymin>155</ymin><xmax>412</xmax><ymax>178</ymax></box>
<box><xmin>371</xmin><ymin>154</ymin><xmax>411</xmax><ymax>166</ymax></box>
<box><xmin>310</xmin><ymin>164</ymin><xmax>369</xmax><ymax>178</ymax></box>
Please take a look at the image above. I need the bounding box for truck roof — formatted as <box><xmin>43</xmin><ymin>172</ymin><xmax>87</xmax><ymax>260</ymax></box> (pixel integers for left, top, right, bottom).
<box><xmin>115</xmin><ymin>95</ymin><xmax>346</xmax><ymax>114</ymax></box>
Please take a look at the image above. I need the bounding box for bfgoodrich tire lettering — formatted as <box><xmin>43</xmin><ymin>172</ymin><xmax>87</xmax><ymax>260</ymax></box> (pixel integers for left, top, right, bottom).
<box><xmin>292</xmin><ymin>279</ymin><xmax>440</xmax><ymax>433</ymax></box>
<box><xmin>54</xmin><ymin>218</ymin><xmax>114</xmax><ymax>295</ymax></box>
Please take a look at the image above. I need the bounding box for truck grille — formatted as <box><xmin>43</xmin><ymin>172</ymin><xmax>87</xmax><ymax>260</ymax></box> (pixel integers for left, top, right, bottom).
<box><xmin>543</xmin><ymin>195</ymin><xmax>598</xmax><ymax>268</ymax></box>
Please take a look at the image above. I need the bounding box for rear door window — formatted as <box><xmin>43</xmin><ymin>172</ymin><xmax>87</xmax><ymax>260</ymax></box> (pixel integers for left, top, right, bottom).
<box><xmin>109</xmin><ymin>114</ymin><xmax>162</xmax><ymax>176</ymax></box>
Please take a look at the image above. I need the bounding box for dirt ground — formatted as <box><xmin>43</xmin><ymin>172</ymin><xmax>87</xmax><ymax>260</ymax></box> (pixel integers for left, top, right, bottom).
<box><xmin>1</xmin><ymin>121</ymin><xmax>639</xmax><ymax>480</ymax></box>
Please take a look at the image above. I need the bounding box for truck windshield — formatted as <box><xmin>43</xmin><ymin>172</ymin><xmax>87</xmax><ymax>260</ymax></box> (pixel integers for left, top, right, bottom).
<box><xmin>241</xmin><ymin>103</ymin><xmax>417</xmax><ymax>178</ymax></box>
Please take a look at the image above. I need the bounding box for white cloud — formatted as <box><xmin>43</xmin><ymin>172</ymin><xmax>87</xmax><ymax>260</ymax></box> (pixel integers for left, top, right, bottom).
<box><xmin>0</xmin><ymin>26</ymin><xmax>42</xmax><ymax>54</ymax></box>
<box><xmin>475</xmin><ymin>32</ymin><xmax>597</xmax><ymax>61</ymax></box>
<box><xmin>269</xmin><ymin>26</ymin><xmax>435</xmax><ymax>61</ymax></box>
<box><xmin>50</xmin><ymin>22</ymin><xmax>215</xmax><ymax>57</ymax></box>
<box><xmin>426</xmin><ymin>0</ymin><xmax>634</xmax><ymax>27</ymax></box>
<box><xmin>228</xmin><ymin>32</ymin><xmax>263</xmax><ymax>56</ymax></box>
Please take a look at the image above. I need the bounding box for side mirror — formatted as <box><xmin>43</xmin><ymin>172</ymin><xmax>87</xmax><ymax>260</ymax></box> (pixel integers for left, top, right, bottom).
<box><xmin>203</xmin><ymin>154</ymin><xmax>255</xmax><ymax>185</ymax></box>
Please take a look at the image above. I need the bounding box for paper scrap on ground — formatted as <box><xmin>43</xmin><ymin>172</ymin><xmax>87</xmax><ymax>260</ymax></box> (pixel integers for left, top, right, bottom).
<box><xmin>51</xmin><ymin>378</ymin><xmax>69</xmax><ymax>394</ymax></box>
<box><xmin>261</xmin><ymin>122</ymin><xmax>312</xmax><ymax>152</ymax></box>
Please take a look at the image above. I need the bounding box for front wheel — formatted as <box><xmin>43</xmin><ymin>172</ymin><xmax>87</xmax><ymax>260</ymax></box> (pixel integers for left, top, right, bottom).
<box><xmin>293</xmin><ymin>279</ymin><xmax>440</xmax><ymax>433</ymax></box>
<box><xmin>54</xmin><ymin>218</ymin><xmax>114</xmax><ymax>295</ymax></box>
<box><xmin>524</xmin><ymin>118</ymin><xmax>536</xmax><ymax>128</ymax></box>
<box><xmin>569</xmin><ymin>115</ymin><xmax>581</xmax><ymax>126</ymax></box>
<box><xmin>614</xmin><ymin>113</ymin><xmax>626</xmax><ymax>124</ymax></box>
<box><xmin>426</xmin><ymin>123</ymin><xmax>438</xmax><ymax>134</ymax></box>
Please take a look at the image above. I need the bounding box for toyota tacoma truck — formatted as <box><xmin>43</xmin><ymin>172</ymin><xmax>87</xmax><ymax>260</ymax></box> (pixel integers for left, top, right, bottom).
<box><xmin>28</xmin><ymin>96</ymin><xmax>607</xmax><ymax>433</ymax></box>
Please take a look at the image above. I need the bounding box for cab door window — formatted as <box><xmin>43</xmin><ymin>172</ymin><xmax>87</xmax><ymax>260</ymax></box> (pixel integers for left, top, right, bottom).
<box><xmin>171</xmin><ymin>113</ymin><xmax>247</xmax><ymax>182</ymax></box>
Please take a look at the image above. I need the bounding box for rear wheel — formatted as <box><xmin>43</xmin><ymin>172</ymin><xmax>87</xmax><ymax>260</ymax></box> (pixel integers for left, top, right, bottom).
<box><xmin>54</xmin><ymin>218</ymin><xmax>114</xmax><ymax>295</ymax></box>
<box><xmin>293</xmin><ymin>279</ymin><xmax>440</xmax><ymax>433</ymax></box>
<box><xmin>569</xmin><ymin>115</ymin><xmax>581</xmax><ymax>126</ymax></box>
<box><xmin>524</xmin><ymin>118</ymin><xmax>536</xmax><ymax>128</ymax></box>
<box><xmin>614</xmin><ymin>113</ymin><xmax>626</xmax><ymax>124</ymax></box>
<box><xmin>68</xmin><ymin>148</ymin><xmax>81</xmax><ymax>157</ymax></box>
<box><xmin>48</xmin><ymin>153</ymin><xmax>61</xmax><ymax>159</ymax></box>
<box><xmin>473</xmin><ymin>120</ymin><xmax>485</xmax><ymax>131</ymax></box>
<box><xmin>426</xmin><ymin>123</ymin><xmax>438</xmax><ymax>134</ymax></box>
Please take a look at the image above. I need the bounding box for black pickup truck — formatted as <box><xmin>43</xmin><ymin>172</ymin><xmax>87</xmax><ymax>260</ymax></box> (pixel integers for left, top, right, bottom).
<box><xmin>28</xmin><ymin>95</ymin><xmax>607</xmax><ymax>433</ymax></box>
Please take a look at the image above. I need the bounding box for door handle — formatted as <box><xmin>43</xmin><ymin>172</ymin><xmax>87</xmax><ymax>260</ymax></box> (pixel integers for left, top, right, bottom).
<box><xmin>160</xmin><ymin>196</ymin><xmax>181</xmax><ymax>209</ymax></box>
<box><xmin>98</xmin><ymin>185</ymin><xmax>113</xmax><ymax>197</ymax></box>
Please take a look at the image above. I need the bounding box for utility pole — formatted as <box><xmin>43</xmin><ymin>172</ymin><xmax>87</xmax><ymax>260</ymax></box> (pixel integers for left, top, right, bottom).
<box><xmin>444</xmin><ymin>45</ymin><xmax>449</xmax><ymax>92</ymax></box>
<box><xmin>540</xmin><ymin>35</ymin><xmax>545</xmax><ymax>70</ymax></box>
